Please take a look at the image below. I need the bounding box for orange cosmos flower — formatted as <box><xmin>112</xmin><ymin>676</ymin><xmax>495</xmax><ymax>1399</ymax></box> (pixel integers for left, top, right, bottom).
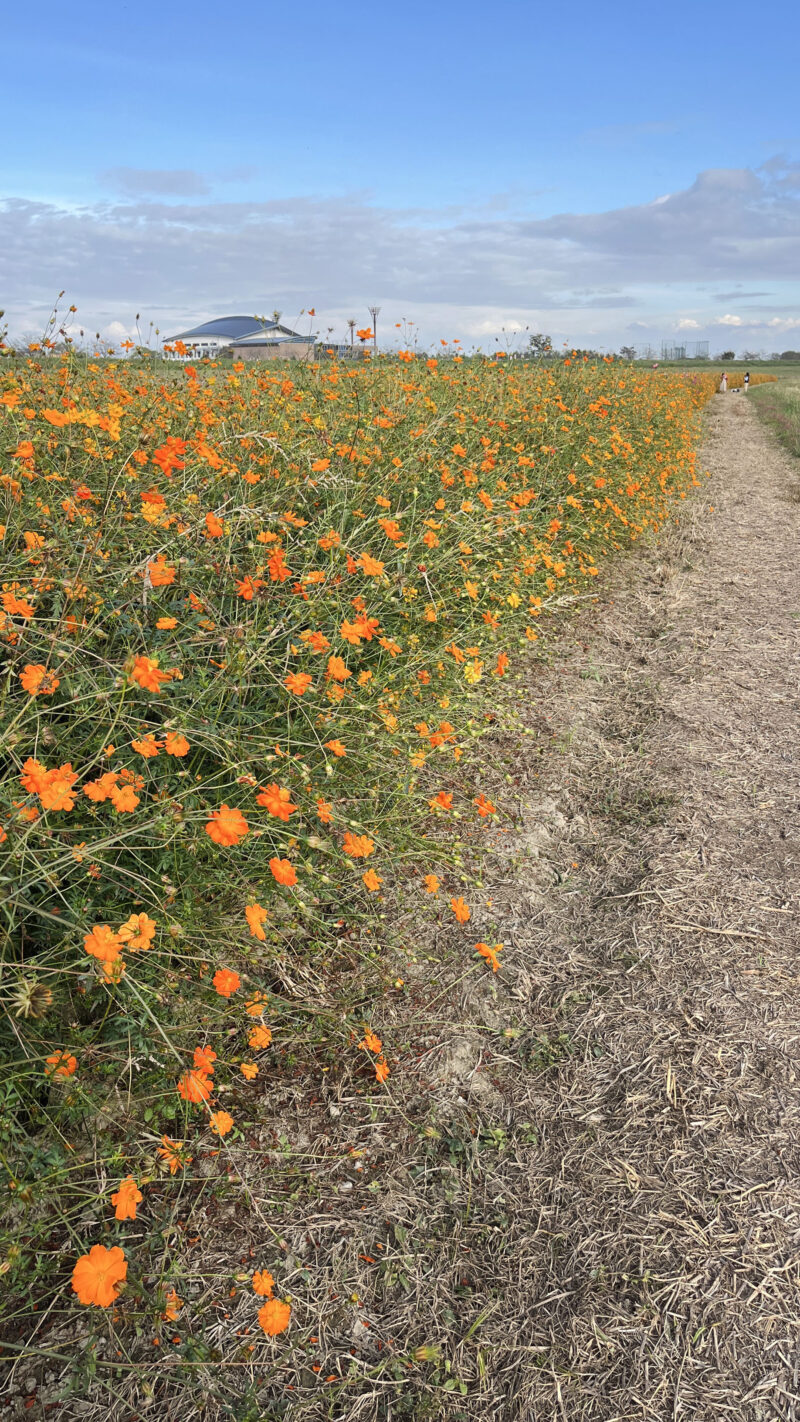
<box><xmin>71</xmin><ymin>1245</ymin><xmax>127</xmax><ymax>1307</ymax></box>
<box><xmin>176</xmin><ymin>1069</ymin><xmax>212</xmax><ymax>1103</ymax></box>
<box><xmin>111</xmin><ymin>1177</ymin><xmax>143</xmax><ymax>1221</ymax></box>
<box><xmin>475</xmin><ymin>942</ymin><xmax>503</xmax><ymax>973</ymax></box>
<box><xmin>205</xmin><ymin>512</ymin><xmax>224</xmax><ymax>537</ymax></box>
<box><xmin>359</xmin><ymin>1030</ymin><xmax>382</xmax><ymax>1054</ymax></box>
<box><xmin>325</xmin><ymin>739</ymin><xmax>346</xmax><ymax>758</ymax></box>
<box><xmin>284</xmin><ymin>671</ymin><xmax>313</xmax><ymax>695</ymax></box>
<box><xmin>101</xmin><ymin>955</ymin><xmax>126</xmax><ymax>984</ymax></box>
<box><xmin>39</xmin><ymin>765</ymin><xmax>79</xmax><ymax>812</ymax></box>
<box><xmin>495</xmin><ymin>652</ymin><xmax>510</xmax><ymax>676</ymax></box>
<box><xmin>131</xmin><ymin>734</ymin><xmax>161</xmax><ymax>758</ymax></box>
<box><xmin>193</xmin><ymin>1046</ymin><xmax>217</xmax><ymax>1074</ymax></box>
<box><xmin>213</xmin><ymin>967</ymin><xmax>241</xmax><ymax>998</ymax></box>
<box><xmin>423</xmin><ymin>874</ymin><xmax>440</xmax><ymax>895</ymax></box>
<box><xmin>357</xmin><ymin>553</ymin><xmax>385</xmax><ymax>576</ymax></box>
<box><xmin>256</xmin><ymin>784</ymin><xmax>297</xmax><ymax>820</ymax></box>
<box><xmin>374</xmin><ymin>1056</ymin><xmax>391</xmax><ymax>1083</ymax></box>
<box><xmin>236</xmin><ymin>575</ymin><xmax>265</xmax><ymax>600</ymax></box>
<box><xmin>45</xmin><ymin>1050</ymin><xmax>77</xmax><ymax>1078</ymax></box>
<box><xmin>130</xmin><ymin>655</ymin><xmax>171</xmax><ymax>693</ymax></box>
<box><xmin>240</xmin><ymin>1061</ymin><xmax>259</xmax><ymax>1080</ymax></box>
<box><xmin>162</xmin><ymin>1288</ymin><xmax>183</xmax><ymax>1321</ymax></box>
<box><xmin>474</xmin><ymin>794</ymin><xmax>497</xmax><ymax>817</ymax></box>
<box><xmin>19</xmin><ymin>663</ymin><xmax>60</xmax><ymax>696</ymax></box>
<box><xmin>326</xmin><ymin>655</ymin><xmax>351</xmax><ymax>682</ymax></box>
<box><xmin>269</xmin><ymin>857</ymin><xmax>297</xmax><ymax>887</ymax></box>
<box><xmin>147</xmin><ymin>556</ymin><xmax>176</xmax><ymax>587</ymax></box>
<box><xmin>109</xmin><ymin>782</ymin><xmax>140</xmax><ymax>813</ymax></box>
<box><xmin>316</xmin><ymin>797</ymin><xmax>333</xmax><ymax>823</ymax></box>
<box><xmin>83</xmin><ymin>925</ymin><xmax>123</xmax><ymax>963</ymax></box>
<box><xmin>210</xmin><ymin>1110</ymin><xmax>234</xmax><ymax>1137</ymax></box>
<box><xmin>117</xmin><ymin>912</ymin><xmax>156</xmax><ymax>951</ymax></box>
<box><xmin>258</xmin><ymin>1298</ymin><xmax>291</xmax><ymax>1336</ymax></box>
<box><xmin>252</xmin><ymin>1269</ymin><xmax>275</xmax><ymax>1297</ymax></box>
<box><xmin>362</xmin><ymin>869</ymin><xmax>382</xmax><ymax>891</ymax></box>
<box><xmin>83</xmin><ymin>771</ymin><xmax>119</xmax><ymax>803</ymax></box>
<box><xmin>19</xmin><ymin>758</ymin><xmax>50</xmax><ymax>796</ymax></box>
<box><xmin>245</xmin><ymin>903</ymin><xmax>268</xmax><ymax>940</ymax></box>
<box><xmin>450</xmin><ymin>897</ymin><xmax>471</xmax><ymax>924</ymax></box>
<box><xmin>164</xmin><ymin>732</ymin><xmax>190</xmax><ymax>756</ymax></box>
<box><xmin>342</xmin><ymin>832</ymin><xmax>375</xmax><ymax>858</ymax></box>
<box><xmin>2</xmin><ymin>590</ymin><xmax>35</xmax><ymax>618</ymax></box>
<box><xmin>156</xmin><ymin>616</ymin><xmax>178</xmax><ymax>630</ymax></box>
<box><xmin>157</xmin><ymin>1137</ymin><xmax>192</xmax><ymax>1175</ymax></box>
<box><xmin>245</xmin><ymin>991</ymin><xmax>268</xmax><ymax>1017</ymax></box>
<box><xmin>249</xmin><ymin>1024</ymin><xmax>273</xmax><ymax>1050</ymax></box>
<box><xmin>206</xmin><ymin>805</ymin><xmax>249</xmax><ymax>845</ymax></box>
<box><xmin>429</xmin><ymin>791</ymin><xmax>453</xmax><ymax>811</ymax></box>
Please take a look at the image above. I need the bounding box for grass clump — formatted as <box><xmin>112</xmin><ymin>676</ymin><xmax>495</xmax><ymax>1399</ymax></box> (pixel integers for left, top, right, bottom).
<box><xmin>750</xmin><ymin>374</ymin><xmax>800</xmax><ymax>460</ymax></box>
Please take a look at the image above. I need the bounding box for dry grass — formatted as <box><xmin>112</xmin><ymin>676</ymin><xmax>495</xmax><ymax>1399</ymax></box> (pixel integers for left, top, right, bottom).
<box><xmin>3</xmin><ymin>401</ymin><xmax>799</xmax><ymax>1420</ymax></box>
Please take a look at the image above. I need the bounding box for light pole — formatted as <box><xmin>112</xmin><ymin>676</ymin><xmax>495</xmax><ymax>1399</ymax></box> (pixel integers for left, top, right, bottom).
<box><xmin>368</xmin><ymin>305</ymin><xmax>381</xmax><ymax>357</ymax></box>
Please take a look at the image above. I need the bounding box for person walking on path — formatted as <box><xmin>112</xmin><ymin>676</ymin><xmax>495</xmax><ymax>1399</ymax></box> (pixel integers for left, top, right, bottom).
<box><xmin>744</xmin><ymin>370</ymin><xmax>750</xmax><ymax>393</ymax></box>
<box><xmin>720</xmin><ymin>371</ymin><xmax>728</xmax><ymax>393</ymax></box>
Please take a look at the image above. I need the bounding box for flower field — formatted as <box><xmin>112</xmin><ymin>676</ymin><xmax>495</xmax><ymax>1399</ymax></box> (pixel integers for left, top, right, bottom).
<box><xmin>0</xmin><ymin>352</ymin><xmax>774</xmax><ymax>1399</ymax></box>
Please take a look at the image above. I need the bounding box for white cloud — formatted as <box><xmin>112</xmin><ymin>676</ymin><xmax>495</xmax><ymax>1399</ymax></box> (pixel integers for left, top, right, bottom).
<box><xmin>104</xmin><ymin>319</ymin><xmax>136</xmax><ymax>342</ymax></box>
<box><xmin>2</xmin><ymin>157</ymin><xmax>799</xmax><ymax>348</ymax></box>
<box><xmin>676</xmin><ymin>318</ymin><xmax>701</xmax><ymax>329</ymax></box>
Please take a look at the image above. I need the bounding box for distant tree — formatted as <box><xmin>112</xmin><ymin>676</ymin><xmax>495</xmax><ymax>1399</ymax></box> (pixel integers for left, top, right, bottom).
<box><xmin>718</xmin><ymin>349</ymin><xmax>736</xmax><ymax>361</ymax></box>
<box><xmin>528</xmin><ymin>332</ymin><xmax>553</xmax><ymax>358</ymax></box>
<box><xmin>618</xmin><ymin>345</ymin><xmax>637</xmax><ymax>361</ymax></box>
<box><xmin>779</xmin><ymin>350</ymin><xmax>800</xmax><ymax>361</ymax></box>
<box><xmin>741</xmin><ymin>349</ymin><xmax>762</xmax><ymax>361</ymax></box>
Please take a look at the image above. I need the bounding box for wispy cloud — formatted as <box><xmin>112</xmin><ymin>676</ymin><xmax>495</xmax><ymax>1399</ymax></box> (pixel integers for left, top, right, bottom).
<box><xmin>582</xmin><ymin>119</ymin><xmax>680</xmax><ymax>144</ymax></box>
<box><xmin>100</xmin><ymin>168</ymin><xmax>212</xmax><ymax>197</ymax></box>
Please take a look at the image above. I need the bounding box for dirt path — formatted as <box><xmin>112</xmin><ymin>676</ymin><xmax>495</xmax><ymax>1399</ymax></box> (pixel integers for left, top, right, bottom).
<box><xmin>453</xmin><ymin>391</ymin><xmax>800</xmax><ymax>1420</ymax></box>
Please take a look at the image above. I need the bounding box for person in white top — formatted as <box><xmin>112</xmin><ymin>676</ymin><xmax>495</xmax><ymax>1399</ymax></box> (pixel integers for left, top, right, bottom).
<box><xmin>744</xmin><ymin>371</ymin><xmax>750</xmax><ymax>393</ymax></box>
<box><xmin>720</xmin><ymin>371</ymin><xmax>728</xmax><ymax>393</ymax></box>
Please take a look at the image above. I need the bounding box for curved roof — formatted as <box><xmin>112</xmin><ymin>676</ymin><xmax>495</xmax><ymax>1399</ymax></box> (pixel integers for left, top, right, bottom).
<box><xmin>167</xmin><ymin>316</ymin><xmax>268</xmax><ymax>341</ymax></box>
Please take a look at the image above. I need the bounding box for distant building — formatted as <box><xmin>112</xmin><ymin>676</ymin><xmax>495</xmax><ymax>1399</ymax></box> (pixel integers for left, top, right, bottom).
<box><xmin>228</xmin><ymin>328</ymin><xmax>314</xmax><ymax>362</ymax></box>
<box><xmin>315</xmin><ymin>342</ymin><xmax>372</xmax><ymax>360</ymax></box>
<box><xmin>164</xmin><ymin>315</ymin><xmax>312</xmax><ymax>361</ymax></box>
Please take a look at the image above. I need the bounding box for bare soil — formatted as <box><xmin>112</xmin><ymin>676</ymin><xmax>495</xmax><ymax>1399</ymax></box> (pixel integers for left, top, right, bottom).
<box><xmin>5</xmin><ymin>394</ymin><xmax>798</xmax><ymax>1421</ymax></box>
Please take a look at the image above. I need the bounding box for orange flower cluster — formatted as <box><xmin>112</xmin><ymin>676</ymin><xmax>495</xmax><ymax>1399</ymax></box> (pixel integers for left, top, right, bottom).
<box><xmin>1</xmin><ymin>346</ymin><xmax>742</xmax><ymax>1343</ymax></box>
<box><xmin>83</xmin><ymin>913</ymin><xmax>156</xmax><ymax>978</ymax></box>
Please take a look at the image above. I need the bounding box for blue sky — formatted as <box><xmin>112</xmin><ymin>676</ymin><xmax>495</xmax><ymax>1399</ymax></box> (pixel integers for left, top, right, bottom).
<box><xmin>3</xmin><ymin>0</ymin><xmax>799</xmax><ymax>352</ymax></box>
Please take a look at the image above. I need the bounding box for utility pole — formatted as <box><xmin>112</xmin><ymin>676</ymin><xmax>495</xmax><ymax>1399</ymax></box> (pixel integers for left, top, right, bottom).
<box><xmin>347</xmin><ymin>319</ymin><xmax>356</xmax><ymax>349</ymax></box>
<box><xmin>368</xmin><ymin>305</ymin><xmax>381</xmax><ymax>356</ymax></box>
